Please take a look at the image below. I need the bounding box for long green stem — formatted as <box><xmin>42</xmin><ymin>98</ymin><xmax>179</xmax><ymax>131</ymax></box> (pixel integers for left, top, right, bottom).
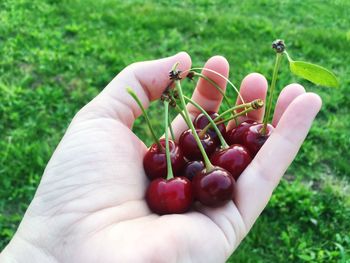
<box><xmin>192</xmin><ymin>72</ymin><xmax>231</xmax><ymax>106</ymax></box>
<box><xmin>168</xmin><ymin>118</ymin><xmax>175</xmax><ymax>141</ymax></box>
<box><xmin>175</xmin><ymin>79</ymin><xmax>214</xmax><ymax>171</ymax></box>
<box><xmin>262</xmin><ymin>53</ymin><xmax>283</xmax><ymax>134</ymax></box>
<box><xmin>184</xmin><ymin>95</ymin><xmax>229</xmax><ymax>149</ymax></box>
<box><xmin>211</xmin><ymin>107</ymin><xmax>256</xmax><ymax>127</ymax></box>
<box><xmin>201</xmin><ymin>99</ymin><xmax>264</xmax><ymax>133</ymax></box>
<box><xmin>216</xmin><ymin>99</ymin><xmax>264</xmax><ymax>121</ymax></box>
<box><xmin>127</xmin><ymin>88</ymin><xmax>161</xmax><ymax>150</ymax></box>
<box><xmin>175</xmin><ymin>105</ymin><xmax>190</xmax><ymax>127</ymax></box>
<box><xmin>164</xmin><ymin>101</ymin><xmax>174</xmax><ymax>180</ymax></box>
<box><xmin>188</xmin><ymin>68</ymin><xmax>245</xmax><ymax>104</ymax></box>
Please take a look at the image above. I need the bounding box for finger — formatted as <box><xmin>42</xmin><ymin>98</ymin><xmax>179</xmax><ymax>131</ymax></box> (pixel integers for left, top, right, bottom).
<box><xmin>272</xmin><ymin>83</ymin><xmax>305</xmax><ymax>126</ymax></box>
<box><xmin>233</xmin><ymin>93</ymin><xmax>322</xmax><ymax>230</ymax></box>
<box><xmin>76</xmin><ymin>52</ymin><xmax>192</xmax><ymax>128</ymax></box>
<box><xmin>227</xmin><ymin>73</ymin><xmax>268</xmax><ymax>131</ymax></box>
<box><xmin>170</xmin><ymin>56</ymin><xmax>229</xmax><ymax>140</ymax></box>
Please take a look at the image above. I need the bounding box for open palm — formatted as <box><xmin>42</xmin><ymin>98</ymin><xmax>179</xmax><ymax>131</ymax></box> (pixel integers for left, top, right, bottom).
<box><xmin>1</xmin><ymin>52</ymin><xmax>321</xmax><ymax>263</ymax></box>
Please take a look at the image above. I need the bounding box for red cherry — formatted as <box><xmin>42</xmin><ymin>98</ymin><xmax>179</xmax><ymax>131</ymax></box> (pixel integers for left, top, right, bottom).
<box><xmin>242</xmin><ymin>123</ymin><xmax>274</xmax><ymax>157</ymax></box>
<box><xmin>192</xmin><ymin>167</ymin><xmax>235</xmax><ymax>207</ymax></box>
<box><xmin>182</xmin><ymin>161</ymin><xmax>205</xmax><ymax>181</ymax></box>
<box><xmin>210</xmin><ymin>144</ymin><xmax>252</xmax><ymax>180</ymax></box>
<box><xmin>146</xmin><ymin>177</ymin><xmax>193</xmax><ymax>214</ymax></box>
<box><xmin>143</xmin><ymin>139</ymin><xmax>185</xmax><ymax>180</ymax></box>
<box><xmin>194</xmin><ymin>112</ymin><xmax>226</xmax><ymax>145</ymax></box>
<box><xmin>227</xmin><ymin>120</ymin><xmax>257</xmax><ymax>145</ymax></box>
<box><xmin>179</xmin><ymin>129</ymin><xmax>216</xmax><ymax>161</ymax></box>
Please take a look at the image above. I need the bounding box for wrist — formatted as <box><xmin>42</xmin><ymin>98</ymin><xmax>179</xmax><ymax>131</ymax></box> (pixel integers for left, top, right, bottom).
<box><xmin>1</xmin><ymin>235</ymin><xmax>57</xmax><ymax>263</ymax></box>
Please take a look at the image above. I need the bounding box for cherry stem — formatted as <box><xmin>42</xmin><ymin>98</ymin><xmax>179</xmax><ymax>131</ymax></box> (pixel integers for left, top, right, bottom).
<box><xmin>127</xmin><ymin>88</ymin><xmax>162</xmax><ymax>150</ymax></box>
<box><xmin>164</xmin><ymin>101</ymin><xmax>174</xmax><ymax>180</ymax></box>
<box><xmin>184</xmin><ymin>95</ymin><xmax>229</xmax><ymax>149</ymax></box>
<box><xmin>216</xmin><ymin>99</ymin><xmax>263</xmax><ymax>122</ymax></box>
<box><xmin>168</xmin><ymin>118</ymin><xmax>175</xmax><ymax>141</ymax></box>
<box><xmin>201</xmin><ymin>99</ymin><xmax>264</xmax><ymax>134</ymax></box>
<box><xmin>262</xmin><ymin>52</ymin><xmax>283</xmax><ymax>134</ymax></box>
<box><xmin>175</xmin><ymin>105</ymin><xmax>191</xmax><ymax>127</ymax></box>
<box><xmin>213</xmin><ymin>106</ymin><xmax>257</xmax><ymax>126</ymax></box>
<box><xmin>188</xmin><ymin>68</ymin><xmax>245</xmax><ymax>104</ymax></box>
<box><xmin>174</xmin><ymin>72</ymin><xmax>214</xmax><ymax>172</ymax></box>
<box><xmin>192</xmin><ymin>71</ymin><xmax>231</xmax><ymax>106</ymax></box>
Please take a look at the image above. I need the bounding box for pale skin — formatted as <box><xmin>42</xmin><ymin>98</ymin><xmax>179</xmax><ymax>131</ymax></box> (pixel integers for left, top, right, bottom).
<box><xmin>0</xmin><ymin>52</ymin><xmax>322</xmax><ymax>263</ymax></box>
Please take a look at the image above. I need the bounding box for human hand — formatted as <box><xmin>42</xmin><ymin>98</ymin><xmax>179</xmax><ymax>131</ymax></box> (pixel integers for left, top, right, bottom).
<box><xmin>1</xmin><ymin>52</ymin><xmax>321</xmax><ymax>263</ymax></box>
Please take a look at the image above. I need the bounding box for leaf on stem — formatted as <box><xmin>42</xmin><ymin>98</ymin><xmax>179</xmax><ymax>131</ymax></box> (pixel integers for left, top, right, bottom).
<box><xmin>289</xmin><ymin>60</ymin><xmax>339</xmax><ymax>88</ymax></box>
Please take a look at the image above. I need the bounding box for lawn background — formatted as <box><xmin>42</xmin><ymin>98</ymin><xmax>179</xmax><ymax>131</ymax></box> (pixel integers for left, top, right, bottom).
<box><xmin>0</xmin><ymin>0</ymin><xmax>349</xmax><ymax>262</ymax></box>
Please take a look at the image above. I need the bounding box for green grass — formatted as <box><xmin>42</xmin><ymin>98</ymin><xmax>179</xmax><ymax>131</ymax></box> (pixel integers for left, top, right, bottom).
<box><xmin>0</xmin><ymin>0</ymin><xmax>349</xmax><ymax>262</ymax></box>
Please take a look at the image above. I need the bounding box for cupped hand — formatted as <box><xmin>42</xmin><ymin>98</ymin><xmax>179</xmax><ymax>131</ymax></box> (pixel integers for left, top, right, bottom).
<box><xmin>1</xmin><ymin>52</ymin><xmax>321</xmax><ymax>263</ymax></box>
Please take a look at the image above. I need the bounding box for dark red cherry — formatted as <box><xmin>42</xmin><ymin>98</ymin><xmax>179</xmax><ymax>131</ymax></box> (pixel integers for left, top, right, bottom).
<box><xmin>210</xmin><ymin>144</ymin><xmax>252</xmax><ymax>180</ymax></box>
<box><xmin>143</xmin><ymin>139</ymin><xmax>185</xmax><ymax>180</ymax></box>
<box><xmin>179</xmin><ymin>129</ymin><xmax>216</xmax><ymax>161</ymax></box>
<box><xmin>227</xmin><ymin>120</ymin><xmax>257</xmax><ymax>145</ymax></box>
<box><xmin>242</xmin><ymin>123</ymin><xmax>274</xmax><ymax>157</ymax></box>
<box><xmin>192</xmin><ymin>167</ymin><xmax>235</xmax><ymax>207</ymax></box>
<box><xmin>182</xmin><ymin>161</ymin><xmax>205</xmax><ymax>181</ymax></box>
<box><xmin>194</xmin><ymin>112</ymin><xmax>226</xmax><ymax>145</ymax></box>
<box><xmin>146</xmin><ymin>177</ymin><xmax>193</xmax><ymax>214</ymax></box>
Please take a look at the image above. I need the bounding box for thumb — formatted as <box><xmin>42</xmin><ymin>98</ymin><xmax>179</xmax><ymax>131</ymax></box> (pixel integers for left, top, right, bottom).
<box><xmin>77</xmin><ymin>52</ymin><xmax>192</xmax><ymax>127</ymax></box>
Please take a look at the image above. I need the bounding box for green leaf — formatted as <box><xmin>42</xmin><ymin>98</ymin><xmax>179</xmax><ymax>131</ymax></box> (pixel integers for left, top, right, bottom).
<box><xmin>289</xmin><ymin>60</ymin><xmax>339</xmax><ymax>88</ymax></box>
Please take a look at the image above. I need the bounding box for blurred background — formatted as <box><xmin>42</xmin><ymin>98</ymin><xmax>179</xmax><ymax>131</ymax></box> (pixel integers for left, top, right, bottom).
<box><xmin>0</xmin><ymin>0</ymin><xmax>349</xmax><ymax>262</ymax></box>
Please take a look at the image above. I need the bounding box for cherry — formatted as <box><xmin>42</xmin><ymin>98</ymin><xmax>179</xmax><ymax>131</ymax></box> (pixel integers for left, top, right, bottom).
<box><xmin>227</xmin><ymin>120</ymin><xmax>257</xmax><ymax>145</ymax></box>
<box><xmin>242</xmin><ymin>123</ymin><xmax>274</xmax><ymax>157</ymax></box>
<box><xmin>192</xmin><ymin>167</ymin><xmax>235</xmax><ymax>207</ymax></box>
<box><xmin>143</xmin><ymin>138</ymin><xmax>185</xmax><ymax>180</ymax></box>
<box><xmin>182</xmin><ymin>161</ymin><xmax>205</xmax><ymax>181</ymax></box>
<box><xmin>210</xmin><ymin>144</ymin><xmax>252</xmax><ymax>180</ymax></box>
<box><xmin>179</xmin><ymin>129</ymin><xmax>216</xmax><ymax>161</ymax></box>
<box><xmin>194</xmin><ymin>112</ymin><xmax>226</xmax><ymax>145</ymax></box>
<box><xmin>146</xmin><ymin>177</ymin><xmax>193</xmax><ymax>214</ymax></box>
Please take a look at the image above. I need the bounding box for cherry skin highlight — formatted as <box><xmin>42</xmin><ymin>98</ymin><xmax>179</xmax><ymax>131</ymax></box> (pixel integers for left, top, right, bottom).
<box><xmin>146</xmin><ymin>177</ymin><xmax>193</xmax><ymax>215</ymax></box>
<box><xmin>210</xmin><ymin>144</ymin><xmax>252</xmax><ymax>180</ymax></box>
<box><xmin>242</xmin><ymin>123</ymin><xmax>274</xmax><ymax>157</ymax></box>
<box><xmin>182</xmin><ymin>161</ymin><xmax>205</xmax><ymax>181</ymax></box>
<box><xmin>194</xmin><ymin>112</ymin><xmax>226</xmax><ymax>145</ymax></box>
<box><xmin>143</xmin><ymin>139</ymin><xmax>185</xmax><ymax>180</ymax></box>
<box><xmin>179</xmin><ymin>129</ymin><xmax>216</xmax><ymax>161</ymax></box>
<box><xmin>227</xmin><ymin>119</ymin><xmax>257</xmax><ymax>145</ymax></box>
<box><xmin>192</xmin><ymin>167</ymin><xmax>235</xmax><ymax>207</ymax></box>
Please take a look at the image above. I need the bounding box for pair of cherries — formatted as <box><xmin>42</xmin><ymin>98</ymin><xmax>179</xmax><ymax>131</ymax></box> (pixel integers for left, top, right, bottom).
<box><xmin>179</xmin><ymin>112</ymin><xmax>252</xmax><ymax>180</ymax></box>
<box><xmin>227</xmin><ymin>120</ymin><xmax>274</xmax><ymax>157</ymax></box>
<box><xmin>144</xmin><ymin>111</ymin><xmax>273</xmax><ymax>215</ymax></box>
